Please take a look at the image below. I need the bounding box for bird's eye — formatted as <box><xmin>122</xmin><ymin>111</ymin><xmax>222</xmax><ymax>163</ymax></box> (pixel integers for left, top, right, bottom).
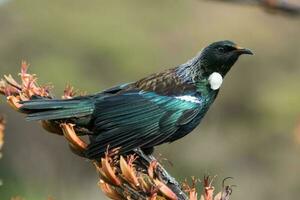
<box><xmin>217</xmin><ymin>47</ymin><xmax>225</xmax><ymax>53</ymax></box>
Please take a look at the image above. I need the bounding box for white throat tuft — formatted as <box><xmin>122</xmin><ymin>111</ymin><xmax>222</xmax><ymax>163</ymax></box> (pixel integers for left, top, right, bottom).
<box><xmin>208</xmin><ymin>72</ymin><xmax>223</xmax><ymax>90</ymax></box>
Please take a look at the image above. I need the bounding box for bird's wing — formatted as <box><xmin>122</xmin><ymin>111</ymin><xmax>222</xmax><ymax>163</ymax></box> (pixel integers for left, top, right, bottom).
<box><xmin>85</xmin><ymin>91</ymin><xmax>202</xmax><ymax>159</ymax></box>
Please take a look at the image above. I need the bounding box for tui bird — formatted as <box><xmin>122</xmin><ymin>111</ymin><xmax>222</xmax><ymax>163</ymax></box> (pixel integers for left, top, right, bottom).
<box><xmin>20</xmin><ymin>40</ymin><xmax>253</xmax><ymax>160</ymax></box>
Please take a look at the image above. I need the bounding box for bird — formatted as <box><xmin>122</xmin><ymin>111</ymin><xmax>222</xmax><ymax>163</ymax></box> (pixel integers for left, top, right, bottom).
<box><xmin>19</xmin><ymin>40</ymin><xmax>253</xmax><ymax>160</ymax></box>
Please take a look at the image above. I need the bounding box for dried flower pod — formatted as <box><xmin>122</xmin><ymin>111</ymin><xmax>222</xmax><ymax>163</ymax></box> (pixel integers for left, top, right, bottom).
<box><xmin>94</xmin><ymin>162</ymin><xmax>115</xmax><ymax>185</ymax></box>
<box><xmin>100</xmin><ymin>155</ymin><xmax>122</xmax><ymax>186</ymax></box>
<box><xmin>120</xmin><ymin>156</ymin><xmax>140</xmax><ymax>188</ymax></box>
<box><xmin>149</xmin><ymin>192</ymin><xmax>158</xmax><ymax>200</ymax></box>
<box><xmin>148</xmin><ymin>160</ymin><xmax>158</xmax><ymax>179</ymax></box>
<box><xmin>98</xmin><ymin>180</ymin><xmax>123</xmax><ymax>200</ymax></box>
<box><xmin>182</xmin><ymin>177</ymin><xmax>199</xmax><ymax>200</ymax></box>
<box><xmin>4</xmin><ymin>74</ymin><xmax>22</xmax><ymax>90</ymax></box>
<box><xmin>20</xmin><ymin>60</ymin><xmax>28</xmax><ymax>74</ymax></box>
<box><xmin>189</xmin><ymin>189</ymin><xmax>198</xmax><ymax>200</ymax></box>
<box><xmin>201</xmin><ymin>176</ymin><xmax>216</xmax><ymax>200</ymax></box>
<box><xmin>62</xmin><ymin>84</ymin><xmax>77</xmax><ymax>99</ymax></box>
<box><xmin>60</xmin><ymin>123</ymin><xmax>87</xmax><ymax>152</ymax></box>
<box><xmin>153</xmin><ymin>179</ymin><xmax>178</xmax><ymax>200</ymax></box>
<box><xmin>6</xmin><ymin>96</ymin><xmax>22</xmax><ymax>111</ymax></box>
<box><xmin>138</xmin><ymin>174</ymin><xmax>153</xmax><ymax>193</ymax></box>
<box><xmin>0</xmin><ymin>79</ymin><xmax>19</xmax><ymax>96</ymax></box>
<box><xmin>16</xmin><ymin>61</ymin><xmax>51</xmax><ymax>98</ymax></box>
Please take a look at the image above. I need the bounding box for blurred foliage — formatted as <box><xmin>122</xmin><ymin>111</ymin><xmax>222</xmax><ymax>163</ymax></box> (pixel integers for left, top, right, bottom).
<box><xmin>0</xmin><ymin>0</ymin><xmax>300</xmax><ymax>200</ymax></box>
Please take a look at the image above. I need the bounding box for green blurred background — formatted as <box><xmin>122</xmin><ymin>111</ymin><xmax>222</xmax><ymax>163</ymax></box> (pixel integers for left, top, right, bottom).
<box><xmin>0</xmin><ymin>0</ymin><xmax>300</xmax><ymax>199</ymax></box>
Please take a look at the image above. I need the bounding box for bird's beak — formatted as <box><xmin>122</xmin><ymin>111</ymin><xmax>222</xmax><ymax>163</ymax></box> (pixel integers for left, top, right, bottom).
<box><xmin>234</xmin><ymin>46</ymin><xmax>254</xmax><ymax>55</ymax></box>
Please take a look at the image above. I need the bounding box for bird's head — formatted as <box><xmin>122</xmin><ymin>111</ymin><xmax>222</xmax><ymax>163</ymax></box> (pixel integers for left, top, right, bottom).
<box><xmin>189</xmin><ymin>40</ymin><xmax>253</xmax><ymax>90</ymax></box>
<box><xmin>199</xmin><ymin>40</ymin><xmax>253</xmax><ymax>77</ymax></box>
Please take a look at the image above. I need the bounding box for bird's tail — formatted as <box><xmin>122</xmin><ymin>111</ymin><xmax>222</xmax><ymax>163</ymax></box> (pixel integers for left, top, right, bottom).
<box><xmin>19</xmin><ymin>97</ymin><xmax>95</xmax><ymax>121</ymax></box>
